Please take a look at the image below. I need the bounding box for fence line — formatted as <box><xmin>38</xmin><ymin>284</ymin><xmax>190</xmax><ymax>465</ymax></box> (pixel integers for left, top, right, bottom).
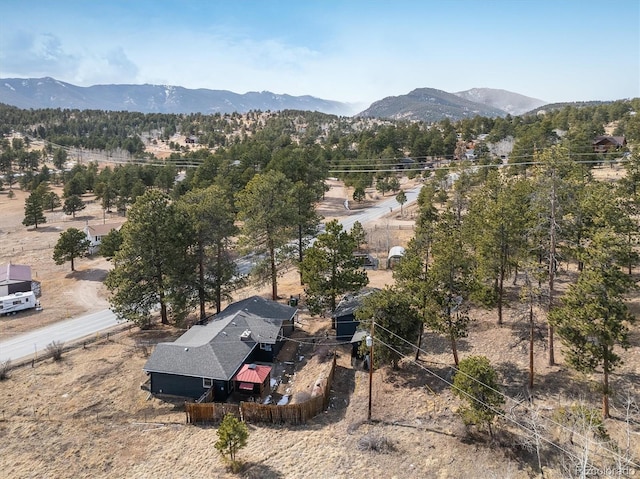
<box><xmin>185</xmin><ymin>353</ymin><xmax>337</xmax><ymax>426</ymax></box>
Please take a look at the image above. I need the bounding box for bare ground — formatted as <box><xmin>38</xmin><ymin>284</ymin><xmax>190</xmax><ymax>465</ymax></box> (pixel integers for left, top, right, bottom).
<box><xmin>0</xmin><ymin>172</ymin><xmax>638</xmax><ymax>478</ymax></box>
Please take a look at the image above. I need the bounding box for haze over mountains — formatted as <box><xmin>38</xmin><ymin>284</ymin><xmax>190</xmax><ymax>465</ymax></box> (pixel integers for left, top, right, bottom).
<box><xmin>0</xmin><ymin>77</ymin><xmax>547</xmax><ymax>122</ymax></box>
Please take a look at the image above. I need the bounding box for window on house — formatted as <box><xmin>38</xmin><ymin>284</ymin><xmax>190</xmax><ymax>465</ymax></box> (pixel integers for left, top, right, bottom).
<box><xmin>203</xmin><ymin>378</ymin><xmax>213</xmax><ymax>388</ymax></box>
<box><xmin>260</xmin><ymin>343</ymin><xmax>272</xmax><ymax>351</ymax></box>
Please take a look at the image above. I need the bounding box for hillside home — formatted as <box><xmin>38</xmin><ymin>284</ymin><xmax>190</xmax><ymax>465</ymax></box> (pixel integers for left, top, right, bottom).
<box><xmin>592</xmin><ymin>135</ymin><xmax>627</xmax><ymax>153</ymax></box>
<box><xmin>143</xmin><ymin>296</ymin><xmax>296</xmax><ymax>400</ymax></box>
<box><xmin>84</xmin><ymin>223</ymin><xmax>122</xmax><ymax>254</ymax></box>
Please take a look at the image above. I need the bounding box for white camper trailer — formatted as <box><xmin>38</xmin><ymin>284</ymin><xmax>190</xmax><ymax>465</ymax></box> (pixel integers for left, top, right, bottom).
<box><xmin>0</xmin><ymin>291</ymin><xmax>37</xmax><ymax>315</ymax></box>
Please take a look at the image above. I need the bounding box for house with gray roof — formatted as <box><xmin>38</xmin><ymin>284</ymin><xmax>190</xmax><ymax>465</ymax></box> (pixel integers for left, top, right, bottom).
<box><xmin>143</xmin><ymin>296</ymin><xmax>296</xmax><ymax>400</ymax></box>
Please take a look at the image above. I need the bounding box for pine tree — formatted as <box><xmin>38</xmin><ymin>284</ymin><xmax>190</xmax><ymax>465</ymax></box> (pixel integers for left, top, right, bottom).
<box><xmin>63</xmin><ymin>194</ymin><xmax>86</xmax><ymax>218</ymax></box>
<box><xmin>236</xmin><ymin>171</ymin><xmax>297</xmax><ymax>300</ymax></box>
<box><xmin>452</xmin><ymin>355</ymin><xmax>505</xmax><ymax>437</ymax></box>
<box><xmin>105</xmin><ymin>190</ymin><xmax>194</xmax><ymax>326</ymax></box>
<box><xmin>549</xmin><ymin>232</ymin><xmax>635</xmax><ymax>418</ymax></box>
<box><xmin>214</xmin><ymin>413</ymin><xmax>248</xmax><ymax>464</ymax></box>
<box><xmin>301</xmin><ymin>219</ymin><xmax>369</xmax><ymax>314</ymax></box>
<box><xmin>355</xmin><ymin>287</ymin><xmax>422</xmax><ymax>369</ymax></box>
<box><xmin>53</xmin><ymin>227</ymin><xmax>91</xmax><ymax>271</ymax></box>
<box><xmin>22</xmin><ymin>189</ymin><xmax>46</xmax><ymax>229</ymax></box>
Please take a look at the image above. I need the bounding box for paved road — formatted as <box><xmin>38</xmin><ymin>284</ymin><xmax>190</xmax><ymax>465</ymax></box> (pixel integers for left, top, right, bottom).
<box><xmin>0</xmin><ymin>184</ymin><xmax>423</xmax><ymax>364</ymax></box>
<box><xmin>0</xmin><ymin>309</ymin><xmax>123</xmax><ymax>363</ymax></box>
<box><xmin>338</xmin><ymin>185</ymin><xmax>422</xmax><ymax>232</ymax></box>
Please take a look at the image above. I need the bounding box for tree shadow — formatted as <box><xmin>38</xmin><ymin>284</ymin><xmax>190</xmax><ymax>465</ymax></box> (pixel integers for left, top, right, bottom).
<box><xmin>66</xmin><ymin>268</ymin><xmax>108</xmax><ymax>281</ymax></box>
<box><xmin>532</xmin><ymin>368</ymin><xmax>595</xmax><ymax>405</ymax></box>
<box><xmin>496</xmin><ymin>361</ymin><xmax>529</xmax><ymax>397</ymax></box>
<box><xmin>387</xmin><ymin>360</ymin><xmax>454</xmax><ymax>394</ymax></box>
<box><xmin>421</xmin><ymin>333</ymin><xmax>470</xmax><ymax>356</ymax></box>
<box><xmin>31</xmin><ymin>225</ymin><xmax>63</xmax><ymax>233</ymax></box>
<box><xmin>241</xmin><ymin>463</ymin><xmax>285</xmax><ymax>479</ymax></box>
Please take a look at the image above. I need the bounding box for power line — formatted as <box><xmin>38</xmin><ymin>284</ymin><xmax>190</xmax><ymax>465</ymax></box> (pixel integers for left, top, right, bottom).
<box><xmin>372</xmin><ymin>320</ymin><xmax>640</xmax><ymax>469</ymax></box>
<box><xmin>369</xmin><ymin>332</ymin><xmax>587</xmax><ymax>466</ymax></box>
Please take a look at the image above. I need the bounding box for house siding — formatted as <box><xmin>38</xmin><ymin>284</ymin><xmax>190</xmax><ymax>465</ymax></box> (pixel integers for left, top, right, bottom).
<box><xmin>150</xmin><ymin>372</ymin><xmax>233</xmax><ymax>400</ymax></box>
<box><xmin>336</xmin><ymin>313</ymin><xmax>359</xmax><ymax>341</ymax></box>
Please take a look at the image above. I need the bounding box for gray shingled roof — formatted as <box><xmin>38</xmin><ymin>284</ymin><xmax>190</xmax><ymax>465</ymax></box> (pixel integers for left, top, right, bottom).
<box><xmin>143</xmin><ymin>296</ymin><xmax>296</xmax><ymax>380</ymax></box>
<box><xmin>333</xmin><ymin>288</ymin><xmax>380</xmax><ymax>318</ymax></box>
<box><xmin>219</xmin><ymin>295</ymin><xmax>297</xmax><ymax>321</ymax></box>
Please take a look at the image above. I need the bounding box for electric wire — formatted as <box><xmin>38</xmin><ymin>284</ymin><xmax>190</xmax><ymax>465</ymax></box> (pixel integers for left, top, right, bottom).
<box><xmin>372</xmin><ymin>320</ymin><xmax>640</xmax><ymax>468</ymax></box>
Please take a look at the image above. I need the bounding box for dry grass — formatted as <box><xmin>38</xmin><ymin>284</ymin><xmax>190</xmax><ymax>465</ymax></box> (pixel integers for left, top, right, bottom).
<box><xmin>0</xmin><ymin>172</ymin><xmax>638</xmax><ymax>478</ymax></box>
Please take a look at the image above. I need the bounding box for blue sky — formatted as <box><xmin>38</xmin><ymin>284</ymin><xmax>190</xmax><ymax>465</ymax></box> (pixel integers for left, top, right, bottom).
<box><xmin>1</xmin><ymin>0</ymin><xmax>638</xmax><ymax>107</ymax></box>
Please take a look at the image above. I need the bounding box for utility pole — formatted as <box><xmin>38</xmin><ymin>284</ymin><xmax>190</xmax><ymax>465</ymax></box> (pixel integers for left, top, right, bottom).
<box><xmin>366</xmin><ymin>319</ymin><xmax>375</xmax><ymax>421</ymax></box>
<box><xmin>548</xmin><ymin>169</ymin><xmax>556</xmax><ymax>366</ymax></box>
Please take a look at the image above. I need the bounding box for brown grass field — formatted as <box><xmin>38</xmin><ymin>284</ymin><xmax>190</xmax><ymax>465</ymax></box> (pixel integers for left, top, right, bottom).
<box><xmin>0</xmin><ymin>168</ymin><xmax>638</xmax><ymax>478</ymax></box>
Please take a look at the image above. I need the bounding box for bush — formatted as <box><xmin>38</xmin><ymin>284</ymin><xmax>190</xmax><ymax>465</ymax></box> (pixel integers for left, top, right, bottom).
<box><xmin>0</xmin><ymin>359</ymin><xmax>11</xmax><ymax>380</ymax></box>
<box><xmin>46</xmin><ymin>340</ymin><xmax>64</xmax><ymax>361</ymax></box>
<box><xmin>357</xmin><ymin>434</ymin><xmax>395</xmax><ymax>453</ymax></box>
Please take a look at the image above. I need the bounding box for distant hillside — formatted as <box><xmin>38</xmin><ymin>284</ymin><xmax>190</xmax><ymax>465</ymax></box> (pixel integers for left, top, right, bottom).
<box><xmin>356</xmin><ymin>88</ymin><xmax>513</xmax><ymax>122</ymax></box>
<box><xmin>0</xmin><ymin>77</ymin><xmax>355</xmax><ymax>116</ymax></box>
<box><xmin>454</xmin><ymin>88</ymin><xmax>546</xmax><ymax>116</ymax></box>
<box><xmin>526</xmin><ymin>100</ymin><xmax>615</xmax><ymax>116</ymax></box>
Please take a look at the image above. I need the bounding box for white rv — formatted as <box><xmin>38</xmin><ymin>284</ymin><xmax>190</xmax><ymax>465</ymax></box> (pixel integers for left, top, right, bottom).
<box><xmin>0</xmin><ymin>291</ymin><xmax>37</xmax><ymax>315</ymax></box>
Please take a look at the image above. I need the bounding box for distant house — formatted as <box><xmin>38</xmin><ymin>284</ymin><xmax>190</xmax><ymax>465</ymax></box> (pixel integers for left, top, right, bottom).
<box><xmin>332</xmin><ymin>288</ymin><xmax>380</xmax><ymax>341</ymax></box>
<box><xmin>0</xmin><ymin>263</ymin><xmax>32</xmax><ymax>296</ymax></box>
<box><xmin>395</xmin><ymin>157</ymin><xmax>416</xmax><ymax>170</ymax></box>
<box><xmin>84</xmin><ymin>223</ymin><xmax>122</xmax><ymax>255</ymax></box>
<box><xmin>592</xmin><ymin>136</ymin><xmax>627</xmax><ymax>153</ymax></box>
<box><xmin>143</xmin><ymin>296</ymin><xmax>297</xmax><ymax>400</ymax></box>
<box><xmin>185</xmin><ymin>135</ymin><xmax>198</xmax><ymax>144</ymax></box>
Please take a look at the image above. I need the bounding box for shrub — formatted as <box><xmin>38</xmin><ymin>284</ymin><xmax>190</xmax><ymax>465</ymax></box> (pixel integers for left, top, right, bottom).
<box><xmin>357</xmin><ymin>434</ymin><xmax>395</xmax><ymax>453</ymax></box>
<box><xmin>0</xmin><ymin>359</ymin><xmax>11</xmax><ymax>380</ymax></box>
<box><xmin>46</xmin><ymin>340</ymin><xmax>65</xmax><ymax>361</ymax></box>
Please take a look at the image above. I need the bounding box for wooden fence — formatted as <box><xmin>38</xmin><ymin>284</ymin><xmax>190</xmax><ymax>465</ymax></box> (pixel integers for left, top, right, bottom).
<box><xmin>185</xmin><ymin>402</ymin><xmax>241</xmax><ymax>424</ymax></box>
<box><xmin>185</xmin><ymin>353</ymin><xmax>337</xmax><ymax>426</ymax></box>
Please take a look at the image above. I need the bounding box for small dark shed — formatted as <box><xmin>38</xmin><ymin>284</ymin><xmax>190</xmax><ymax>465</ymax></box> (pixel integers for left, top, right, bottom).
<box><xmin>332</xmin><ymin>288</ymin><xmax>380</xmax><ymax>341</ymax></box>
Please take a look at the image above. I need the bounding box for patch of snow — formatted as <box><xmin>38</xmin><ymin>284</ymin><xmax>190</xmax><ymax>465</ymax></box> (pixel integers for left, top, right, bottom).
<box><xmin>263</xmin><ymin>395</ymin><xmax>272</xmax><ymax>405</ymax></box>
<box><xmin>270</xmin><ymin>378</ymin><xmax>278</xmax><ymax>388</ymax></box>
<box><xmin>277</xmin><ymin>395</ymin><xmax>289</xmax><ymax>406</ymax></box>
<box><xmin>4</xmin><ymin>83</ymin><xmax>15</xmax><ymax>91</ymax></box>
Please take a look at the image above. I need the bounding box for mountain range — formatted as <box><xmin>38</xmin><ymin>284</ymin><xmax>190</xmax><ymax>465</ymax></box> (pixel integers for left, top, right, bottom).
<box><xmin>0</xmin><ymin>77</ymin><xmax>547</xmax><ymax>122</ymax></box>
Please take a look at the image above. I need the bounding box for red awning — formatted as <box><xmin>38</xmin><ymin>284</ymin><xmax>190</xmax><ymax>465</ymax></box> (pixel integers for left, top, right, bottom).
<box><xmin>238</xmin><ymin>382</ymin><xmax>254</xmax><ymax>391</ymax></box>
<box><xmin>234</xmin><ymin>364</ymin><xmax>272</xmax><ymax>383</ymax></box>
